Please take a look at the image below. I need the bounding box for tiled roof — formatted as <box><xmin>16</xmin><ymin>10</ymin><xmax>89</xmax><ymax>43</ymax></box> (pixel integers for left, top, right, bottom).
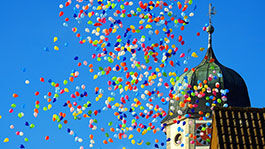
<box><xmin>211</xmin><ymin>107</ymin><xmax>265</xmax><ymax>149</ymax></box>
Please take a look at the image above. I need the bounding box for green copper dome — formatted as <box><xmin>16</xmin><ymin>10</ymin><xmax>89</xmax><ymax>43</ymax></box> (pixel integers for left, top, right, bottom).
<box><xmin>162</xmin><ymin>25</ymin><xmax>251</xmax><ymax>123</ymax></box>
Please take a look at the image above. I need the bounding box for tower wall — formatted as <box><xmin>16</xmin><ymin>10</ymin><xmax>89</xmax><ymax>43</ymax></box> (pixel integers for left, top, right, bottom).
<box><xmin>165</xmin><ymin>118</ymin><xmax>195</xmax><ymax>149</ymax></box>
<box><xmin>165</xmin><ymin>119</ymin><xmax>212</xmax><ymax>149</ymax></box>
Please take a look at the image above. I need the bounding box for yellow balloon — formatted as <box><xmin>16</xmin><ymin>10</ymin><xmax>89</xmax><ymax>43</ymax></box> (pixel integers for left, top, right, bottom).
<box><xmin>130</xmin><ymin>25</ymin><xmax>135</xmax><ymax>29</ymax></box>
<box><xmin>96</xmin><ymin>27</ymin><xmax>100</xmax><ymax>32</ymax></box>
<box><xmin>54</xmin><ymin>46</ymin><xmax>59</xmax><ymax>51</ymax></box>
<box><xmin>142</xmin><ymin>130</ymin><xmax>147</xmax><ymax>135</ymax></box>
<box><xmin>125</xmin><ymin>86</ymin><xmax>128</xmax><ymax>91</ymax></box>
<box><xmin>95</xmin><ymin>97</ymin><xmax>99</xmax><ymax>101</ymax></box>
<box><xmin>64</xmin><ymin>88</ymin><xmax>69</xmax><ymax>92</ymax></box>
<box><xmin>191</xmin><ymin>52</ymin><xmax>198</xmax><ymax>58</ymax></box>
<box><xmin>114</xmin><ymin>103</ymin><xmax>119</xmax><ymax>107</ymax></box>
<box><xmin>88</xmin><ymin>12</ymin><xmax>92</xmax><ymax>17</ymax></box>
<box><xmin>3</xmin><ymin>138</ymin><xmax>9</xmax><ymax>143</ymax></box>
<box><xmin>98</xmin><ymin>94</ymin><xmax>103</xmax><ymax>98</ymax></box>
<box><xmin>128</xmin><ymin>134</ymin><xmax>134</xmax><ymax>139</ymax></box>
<box><xmin>200</xmin><ymin>47</ymin><xmax>205</xmax><ymax>51</ymax></box>
<box><xmin>54</xmin><ymin>37</ymin><xmax>58</xmax><ymax>42</ymax></box>
<box><xmin>131</xmin><ymin>139</ymin><xmax>135</xmax><ymax>144</ymax></box>
<box><xmin>72</xmin><ymin>112</ymin><xmax>77</xmax><ymax>117</ymax></box>
<box><xmin>48</xmin><ymin>104</ymin><xmax>52</xmax><ymax>110</ymax></box>
<box><xmin>0</xmin><ymin>115</ymin><xmax>2</xmax><ymax>119</ymax></box>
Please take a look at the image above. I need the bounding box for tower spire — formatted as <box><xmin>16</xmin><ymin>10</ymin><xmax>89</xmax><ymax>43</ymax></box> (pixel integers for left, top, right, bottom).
<box><xmin>207</xmin><ymin>3</ymin><xmax>214</xmax><ymax>49</ymax></box>
<box><xmin>205</xmin><ymin>3</ymin><xmax>217</xmax><ymax>61</ymax></box>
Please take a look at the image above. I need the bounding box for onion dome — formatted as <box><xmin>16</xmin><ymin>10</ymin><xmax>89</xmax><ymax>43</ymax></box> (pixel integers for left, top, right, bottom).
<box><xmin>161</xmin><ymin>24</ymin><xmax>251</xmax><ymax>123</ymax></box>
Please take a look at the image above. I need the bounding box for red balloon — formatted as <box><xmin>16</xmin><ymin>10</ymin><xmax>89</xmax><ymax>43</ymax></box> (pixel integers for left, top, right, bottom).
<box><xmin>178</xmin><ymin>35</ymin><xmax>182</xmax><ymax>42</ymax></box>
<box><xmin>59</xmin><ymin>11</ymin><xmax>64</xmax><ymax>17</ymax></box>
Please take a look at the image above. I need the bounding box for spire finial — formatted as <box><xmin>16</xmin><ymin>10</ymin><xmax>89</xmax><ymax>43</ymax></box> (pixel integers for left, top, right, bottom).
<box><xmin>207</xmin><ymin>3</ymin><xmax>215</xmax><ymax>48</ymax></box>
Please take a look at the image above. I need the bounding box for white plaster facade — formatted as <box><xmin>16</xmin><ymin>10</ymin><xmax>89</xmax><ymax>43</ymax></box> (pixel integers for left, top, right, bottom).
<box><xmin>164</xmin><ymin>119</ymin><xmax>212</xmax><ymax>149</ymax></box>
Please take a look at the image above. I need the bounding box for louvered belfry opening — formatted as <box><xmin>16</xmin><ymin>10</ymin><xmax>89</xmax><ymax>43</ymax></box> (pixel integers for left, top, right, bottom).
<box><xmin>212</xmin><ymin>107</ymin><xmax>265</xmax><ymax>149</ymax></box>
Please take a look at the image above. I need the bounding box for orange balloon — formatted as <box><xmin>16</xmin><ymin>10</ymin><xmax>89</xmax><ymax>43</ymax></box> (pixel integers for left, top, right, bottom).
<box><xmin>69</xmin><ymin>77</ymin><xmax>74</xmax><ymax>82</ymax></box>
<box><xmin>108</xmin><ymin>138</ymin><xmax>113</xmax><ymax>143</ymax></box>
<box><xmin>13</xmin><ymin>93</ymin><xmax>18</xmax><ymax>98</ymax></box>
<box><xmin>114</xmin><ymin>112</ymin><xmax>119</xmax><ymax>116</ymax></box>
<box><xmin>137</xmin><ymin>128</ymin><xmax>141</xmax><ymax>133</ymax></box>
<box><xmin>89</xmin><ymin>134</ymin><xmax>94</xmax><ymax>140</ymax></box>
<box><xmin>89</xmin><ymin>69</ymin><xmax>93</xmax><ymax>73</ymax></box>
<box><xmin>120</xmin><ymin>62</ymin><xmax>126</xmax><ymax>67</ymax></box>
<box><xmin>155</xmin><ymin>30</ymin><xmax>159</xmax><ymax>35</ymax></box>
<box><xmin>103</xmin><ymin>140</ymin><xmax>108</xmax><ymax>144</ymax></box>
<box><xmin>153</xmin><ymin>129</ymin><xmax>157</xmax><ymax>134</ymax></box>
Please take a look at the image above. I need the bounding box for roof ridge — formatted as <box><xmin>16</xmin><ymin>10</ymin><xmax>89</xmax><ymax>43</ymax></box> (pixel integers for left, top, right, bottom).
<box><xmin>213</xmin><ymin>106</ymin><xmax>265</xmax><ymax>112</ymax></box>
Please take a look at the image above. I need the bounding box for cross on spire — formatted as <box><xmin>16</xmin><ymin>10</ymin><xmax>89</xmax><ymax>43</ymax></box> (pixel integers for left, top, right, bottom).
<box><xmin>208</xmin><ymin>3</ymin><xmax>216</xmax><ymax>26</ymax></box>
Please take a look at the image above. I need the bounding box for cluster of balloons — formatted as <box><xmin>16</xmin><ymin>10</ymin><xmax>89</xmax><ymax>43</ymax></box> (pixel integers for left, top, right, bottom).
<box><xmin>2</xmin><ymin>0</ymin><xmax>231</xmax><ymax>149</ymax></box>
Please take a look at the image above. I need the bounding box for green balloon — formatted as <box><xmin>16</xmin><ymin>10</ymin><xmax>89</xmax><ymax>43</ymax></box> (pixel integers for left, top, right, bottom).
<box><xmin>87</xmin><ymin>21</ymin><xmax>93</xmax><ymax>24</ymax></box>
<box><xmin>43</xmin><ymin>107</ymin><xmax>47</xmax><ymax>111</ymax></box>
<box><xmin>120</xmin><ymin>5</ymin><xmax>124</xmax><ymax>9</ymax></box>
<box><xmin>63</xmin><ymin>80</ymin><xmax>68</xmax><ymax>85</ymax></box>
<box><xmin>146</xmin><ymin>142</ymin><xmax>151</xmax><ymax>145</ymax></box>
<box><xmin>108</xmin><ymin>122</ymin><xmax>113</xmax><ymax>126</ymax></box>
<box><xmin>54</xmin><ymin>94</ymin><xmax>59</xmax><ymax>98</ymax></box>
<box><xmin>112</xmin><ymin>76</ymin><xmax>117</xmax><ymax>81</ymax></box>
<box><xmin>58</xmin><ymin>124</ymin><xmax>62</xmax><ymax>129</ymax></box>
<box><xmin>24</xmin><ymin>138</ymin><xmax>29</xmax><ymax>142</ymax></box>
<box><xmin>97</xmin><ymin>57</ymin><xmax>101</xmax><ymax>61</ymax></box>
<box><xmin>88</xmin><ymin>110</ymin><xmax>92</xmax><ymax>115</ymax></box>
<box><xmin>30</xmin><ymin>124</ymin><xmax>35</xmax><ymax>128</ymax></box>
<box><xmin>111</xmin><ymin>97</ymin><xmax>115</xmax><ymax>101</ymax></box>
<box><xmin>93</xmin><ymin>119</ymin><xmax>98</xmax><ymax>123</ymax></box>
<box><xmin>35</xmin><ymin>104</ymin><xmax>40</xmax><ymax>109</ymax></box>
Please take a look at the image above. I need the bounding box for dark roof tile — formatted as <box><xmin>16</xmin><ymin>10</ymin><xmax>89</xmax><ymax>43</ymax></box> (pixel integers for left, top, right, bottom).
<box><xmin>211</xmin><ymin>107</ymin><xmax>265</xmax><ymax>149</ymax></box>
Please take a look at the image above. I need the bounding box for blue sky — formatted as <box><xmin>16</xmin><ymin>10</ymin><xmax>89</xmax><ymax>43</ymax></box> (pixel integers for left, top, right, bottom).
<box><xmin>0</xmin><ymin>0</ymin><xmax>265</xmax><ymax>149</ymax></box>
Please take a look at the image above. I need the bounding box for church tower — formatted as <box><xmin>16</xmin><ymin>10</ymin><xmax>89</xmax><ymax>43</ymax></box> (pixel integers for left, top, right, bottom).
<box><xmin>161</xmin><ymin>3</ymin><xmax>251</xmax><ymax>149</ymax></box>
